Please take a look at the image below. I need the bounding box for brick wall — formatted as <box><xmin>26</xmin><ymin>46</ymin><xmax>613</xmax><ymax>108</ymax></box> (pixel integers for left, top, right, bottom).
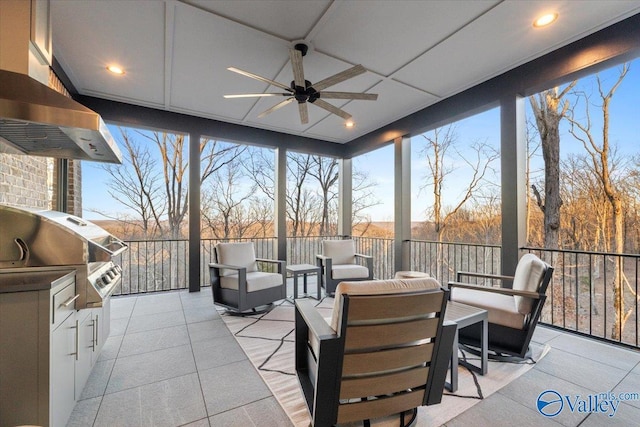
<box><xmin>0</xmin><ymin>153</ymin><xmax>51</xmax><ymax>209</ymax></box>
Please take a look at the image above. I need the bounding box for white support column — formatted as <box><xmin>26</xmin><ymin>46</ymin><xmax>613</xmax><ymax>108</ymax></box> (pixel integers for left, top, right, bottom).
<box><xmin>338</xmin><ymin>158</ymin><xmax>352</xmax><ymax>237</ymax></box>
<box><xmin>500</xmin><ymin>96</ymin><xmax>527</xmax><ymax>279</ymax></box>
<box><xmin>394</xmin><ymin>136</ymin><xmax>412</xmax><ymax>273</ymax></box>
<box><xmin>275</xmin><ymin>147</ymin><xmax>287</xmax><ymax>261</ymax></box>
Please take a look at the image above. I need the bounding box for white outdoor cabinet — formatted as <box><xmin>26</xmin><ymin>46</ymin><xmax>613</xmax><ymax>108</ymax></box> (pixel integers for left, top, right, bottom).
<box><xmin>75</xmin><ymin>308</ymin><xmax>95</xmax><ymax>400</ymax></box>
<box><xmin>0</xmin><ymin>270</ymin><xmax>78</xmax><ymax>427</ymax></box>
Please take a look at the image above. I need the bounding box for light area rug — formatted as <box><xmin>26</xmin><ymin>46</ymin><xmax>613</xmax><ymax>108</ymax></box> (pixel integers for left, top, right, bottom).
<box><xmin>220</xmin><ymin>298</ymin><xmax>549</xmax><ymax>427</ymax></box>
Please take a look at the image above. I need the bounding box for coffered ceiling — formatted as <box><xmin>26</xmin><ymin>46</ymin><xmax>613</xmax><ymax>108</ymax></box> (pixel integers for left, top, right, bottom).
<box><xmin>50</xmin><ymin>0</ymin><xmax>640</xmax><ymax>144</ymax></box>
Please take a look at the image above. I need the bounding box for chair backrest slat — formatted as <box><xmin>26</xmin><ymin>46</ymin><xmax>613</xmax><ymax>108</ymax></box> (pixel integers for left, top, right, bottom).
<box><xmin>340</xmin><ymin>366</ymin><xmax>429</xmax><ymax>400</ymax></box>
<box><xmin>337</xmin><ymin>389</ymin><xmax>424</xmax><ymax>424</ymax></box>
<box><xmin>344</xmin><ymin>317</ymin><xmax>440</xmax><ymax>351</ymax></box>
<box><xmin>342</xmin><ymin>342</ymin><xmax>434</xmax><ymax>376</ymax></box>
<box><xmin>346</xmin><ymin>291</ymin><xmax>443</xmax><ymax>323</ymax></box>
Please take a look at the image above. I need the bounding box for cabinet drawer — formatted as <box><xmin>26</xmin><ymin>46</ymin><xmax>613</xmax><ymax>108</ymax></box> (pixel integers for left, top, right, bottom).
<box><xmin>52</xmin><ymin>281</ymin><xmax>77</xmax><ymax>329</ymax></box>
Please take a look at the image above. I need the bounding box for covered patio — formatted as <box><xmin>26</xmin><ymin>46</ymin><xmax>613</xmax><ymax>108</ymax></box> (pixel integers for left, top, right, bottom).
<box><xmin>68</xmin><ymin>287</ymin><xmax>640</xmax><ymax>426</ymax></box>
<box><xmin>3</xmin><ymin>1</ymin><xmax>640</xmax><ymax>426</ymax></box>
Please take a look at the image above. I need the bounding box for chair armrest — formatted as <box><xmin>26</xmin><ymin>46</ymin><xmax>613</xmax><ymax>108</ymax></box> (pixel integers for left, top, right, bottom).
<box><xmin>456</xmin><ymin>270</ymin><xmax>514</xmax><ymax>282</ymax></box>
<box><xmin>209</xmin><ymin>262</ymin><xmax>243</xmax><ymax>272</ymax></box>
<box><xmin>295</xmin><ymin>299</ymin><xmax>336</xmax><ymax>340</ymax></box>
<box><xmin>208</xmin><ymin>263</ymin><xmax>247</xmax><ymax>293</ymax></box>
<box><xmin>316</xmin><ymin>254</ymin><xmax>332</xmax><ymax>273</ymax></box>
<box><xmin>449</xmin><ymin>281</ymin><xmax>542</xmax><ymax>299</ymax></box>
<box><xmin>355</xmin><ymin>253</ymin><xmax>374</xmax><ymax>278</ymax></box>
<box><xmin>256</xmin><ymin>258</ymin><xmax>286</xmax><ymax>274</ymax></box>
<box><xmin>425</xmin><ymin>320</ymin><xmax>456</xmax><ymax>406</ymax></box>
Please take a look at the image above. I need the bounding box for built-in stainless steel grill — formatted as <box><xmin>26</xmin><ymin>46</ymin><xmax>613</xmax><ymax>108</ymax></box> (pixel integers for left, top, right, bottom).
<box><xmin>0</xmin><ymin>204</ymin><xmax>127</xmax><ymax>308</ymax></box>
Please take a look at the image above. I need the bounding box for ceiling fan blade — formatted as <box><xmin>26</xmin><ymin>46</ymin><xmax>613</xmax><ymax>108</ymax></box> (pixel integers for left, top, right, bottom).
<box><xmin>312</xmin><ymin>64</ymin><xmax>367</xmax><ymax>91</ymax></box>
<box><xmin>257</xmin><ymin>98</ymin><xmax>294</xmax><ymax>119</ymax></box>
<box><xmin>224</xmin><ymin>93</ymin><xmax>290</xmax><ymax>98</ymax></box>
<box><xmin>289</xmin><ymin>49</ymin><xmax>305</xmax><ymax>88</ymax></box>
<box><xmin>298</xmin><ymin>102</ymin><xmax>309</xmax><ymax>125</ymax></box>
<box><xmin>227</xmin><ymin>67</ymin><xmax>292</xmax><ymax>92</ymax></box>
<box><xmin>319</xmin><ymin>91</ymin><xmax>378</xmax><ymax>100</ymax></box>
<box><xmin>311</xmin><ymin>98</ymin><xmax>352</xmax><ymax>120</ymax></box>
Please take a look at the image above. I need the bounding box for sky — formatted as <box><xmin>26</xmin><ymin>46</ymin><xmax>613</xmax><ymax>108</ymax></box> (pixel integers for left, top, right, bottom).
<box><xmin>82</xmin><ymin>58</ymin><xmax>640</xmax><ymax>222</ymax></box>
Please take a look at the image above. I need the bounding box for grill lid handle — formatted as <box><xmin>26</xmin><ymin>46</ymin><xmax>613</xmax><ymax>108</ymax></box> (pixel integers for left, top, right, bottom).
<box><xmin>66</xmin><ymin>216</ymin><xmax>87</xmax><ymax>226</ymax></box>
<box><xmin>0</xmin><ymin>238</ymin><xmax>30</xmax><ymax>267</ymax></box>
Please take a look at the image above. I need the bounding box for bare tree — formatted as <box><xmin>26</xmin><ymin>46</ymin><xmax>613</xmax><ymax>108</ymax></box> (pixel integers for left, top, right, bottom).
<box><xmin>351</xmin><ymin>168</ymin><xmax>381</xmax><ymax>236</ymax></box>
<box><xmin>529</xmin><ymin>83</ymin><xmax>576</xmax><ymax>249</ymax></box>
<box><xmin>201</xmin><ymin>158</ymin><xmax>257</xmax><ymax>239</ymax></box>
<box><xmin>141</xmin><ymin>132</ymin><xmax>188</xmax><ymax>238</ymax></box>
<box><xmin>101</xmin><ymin>128</ymin><xmax>246</xmax><ymax>239</ymax></box>
<box><xmin>307</xmin><ymin>156</ymin><xmax>339</xmax><ymax>236</ymax></box>
<box><xmin>565</xmin><ymin>63</ymin><xmax>630</xmax><ymax>340</ymax></box>
<box><xmin>100</xmin><ymin>129</ymin><xmax>165</xmax><ymax>238</ymax></box>
<box><xmin>419</xmin><ymin>126</ymin><xmax>499</xmax><ymax>242</ymax></box>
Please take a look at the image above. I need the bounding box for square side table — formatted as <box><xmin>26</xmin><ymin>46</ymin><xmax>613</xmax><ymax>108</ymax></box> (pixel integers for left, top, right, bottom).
<box><xmin>286</xmin><ymin>263</ymin><xmax>321</xmax><ymax>300</ymax></box>
<box><xmin>444</xmin><ymin>300</ymin><xmax>488</xmax><ymax>392</ymax></box>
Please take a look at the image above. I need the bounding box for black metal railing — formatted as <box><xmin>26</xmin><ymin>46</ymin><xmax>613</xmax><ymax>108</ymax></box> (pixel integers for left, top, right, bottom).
<box><xmin>111</xmin><ymin>236</ymin><xmax>640</xmax><ymax>349</ymax></box>
<box><xmin>409</xmin><ymin>240</ymin><xmax>501</xmax><ymax>284</ymax></box>
<box><xmin>113</xmin><ymin>237</ymin><xmax>276</xmax><ymax>296</ymax></box>
<box><xmin>524</xmin><ymin>247</ymin><xmax>640</xmax><ymax>348</ymax></box>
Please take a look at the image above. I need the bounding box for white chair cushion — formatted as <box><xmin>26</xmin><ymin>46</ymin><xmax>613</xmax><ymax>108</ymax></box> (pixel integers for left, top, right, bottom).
<box><xmin>330</xmin><ymin>277</ymin><xmax>441</xmax><ymax>332</ymax></box>
<box><xmin>322</xmin><ymin>240</ymin><xmax>356</xmax><ymax>265</ymax></box>
<box><xmin>512</xmin><ymin>253</ymin><xmax>547</xmax><ymax>315</ymax></box>
<box><xmin>451</xmin><ymin>287</ymin><xmax>526</xmax><ymax>330</ymax></box>
<box><xmin>216</xmin><ymin>242</ymin><xmax>258</xmax><ymax>277</ymax></box>
<box><xmin>331</xmin><ymin>264</ymin><xmax>369</xmax><ymax>280</ymax></box>
<box><xmin>220</xmin><ymin>271</ymin><xmax>283</xmax><ymax>292</ymax></box>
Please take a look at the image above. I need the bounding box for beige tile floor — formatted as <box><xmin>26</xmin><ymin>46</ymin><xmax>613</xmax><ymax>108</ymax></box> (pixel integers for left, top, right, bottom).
<box><xmin>68</xmin><ymin>283</ymin><xmax>640</xmax><ymax>427</ymax></box>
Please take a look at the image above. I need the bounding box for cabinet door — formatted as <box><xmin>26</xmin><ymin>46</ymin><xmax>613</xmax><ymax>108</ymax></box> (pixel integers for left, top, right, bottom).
<box><xmin>50</xmin><ymin>312</ymin><xmax>76</xmax><ymax>427</ymax></box>
<box><xmin>75</xmin><ymin>310</ymin><xmax>94</xmax><ymax>400</ymax></box>
<box><xmin>95</xmin><ymin>297</ymin><xmax>111</xmax><ymax>359</ymax></box>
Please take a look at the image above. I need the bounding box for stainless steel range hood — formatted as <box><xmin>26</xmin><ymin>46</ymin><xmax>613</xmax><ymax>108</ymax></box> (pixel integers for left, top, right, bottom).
<box><xmin>0</xmin><ymin>69</ymin><xmax>122</xmax><ymax>164</ymax></box>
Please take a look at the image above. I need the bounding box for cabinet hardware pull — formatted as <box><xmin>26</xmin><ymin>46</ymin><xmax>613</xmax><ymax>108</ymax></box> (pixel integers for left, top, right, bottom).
<box><xmin>72</xmin><ymin>319</ymin><xmax>79</xmax><ymax>360</ymax></box>
<box><xmin>91</xmin><ymin>320</ymin><xmax>96</xmax><ymax>351</ymax></box>
<box><xmin>94</xmin><ymin>315</ymin><xmax>99</xmax><ymax>347</ymax></box>
<box><xmin>60</xmin><ymin>294</ymin><xmax>80</xmax><ymax>308</ymax></box>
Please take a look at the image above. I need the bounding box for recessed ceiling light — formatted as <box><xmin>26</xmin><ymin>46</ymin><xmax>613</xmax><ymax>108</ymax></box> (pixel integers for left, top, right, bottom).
<box><xmin>345</xmin><ymin>121</ymin><xmax>355</xmax><ymax>128</ymax></box>
<box><xmin>533</xmin><ymin>13</ymin><xmax>558</xmax><ymax>28</ymax></box>
<box><xmin>106</xmin><ymin>65</ymin><xmax>125</xmax><ymax>75</ymax></box>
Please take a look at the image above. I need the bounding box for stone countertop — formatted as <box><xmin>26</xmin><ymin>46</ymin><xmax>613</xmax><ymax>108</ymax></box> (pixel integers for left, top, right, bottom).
<box><xmin>0</xmin><ymin>268</ymin><xmax>75</xmax><ymax>293</ymax></box>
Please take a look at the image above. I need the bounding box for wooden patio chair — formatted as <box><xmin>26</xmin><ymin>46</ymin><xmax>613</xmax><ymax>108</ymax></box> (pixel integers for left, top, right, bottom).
<box><xmin>295</xmin><ymin>278</ymin><xmax>456</xmax><ymax>426</ymax></box>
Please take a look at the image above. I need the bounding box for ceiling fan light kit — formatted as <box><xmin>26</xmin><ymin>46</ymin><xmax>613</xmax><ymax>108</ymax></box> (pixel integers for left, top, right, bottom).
<box><xmin>225</xmin><ymin>43</ymin><xmax>378</xmax><ymax>125</ymax></box>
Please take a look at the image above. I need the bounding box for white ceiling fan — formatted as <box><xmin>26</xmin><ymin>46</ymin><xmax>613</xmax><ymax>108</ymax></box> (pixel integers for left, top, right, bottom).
<box><xmin>224</xmin><ymin>43</ymin><xmax>378</xmax><ymax>125</ymax></box>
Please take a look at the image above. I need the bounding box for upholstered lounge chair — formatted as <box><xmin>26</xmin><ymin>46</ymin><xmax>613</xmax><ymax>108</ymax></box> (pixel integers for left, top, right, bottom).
<box><xmin>295</xmin><ymin>278</ymin><xmax>456</xmax><ymax>427</ymax></box>
<box><xmin>209</xmin><ymin>242</ymin><xmax>286</xmax><ymax>314</ymax></box>
<box><xmin>448</xmin><ymin>253</ymin><xmax>553</xmax><ymax>359</ymax></box>
<box><xmin>316</xmin><ymin>239</ymin><xmax>373</xmax><ymax>295</ymax></box>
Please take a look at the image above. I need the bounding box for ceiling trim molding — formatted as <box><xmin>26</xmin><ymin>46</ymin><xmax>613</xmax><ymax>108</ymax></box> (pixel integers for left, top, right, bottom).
<box><xmin>80</xmin><ymin>95</ymin><xmax>347</xmax><ymax>158</ymax></box>
<box><xmin>344</xmin><ymin>12</ymin><xmax>640</xmax><ymax>159</ymax></box>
